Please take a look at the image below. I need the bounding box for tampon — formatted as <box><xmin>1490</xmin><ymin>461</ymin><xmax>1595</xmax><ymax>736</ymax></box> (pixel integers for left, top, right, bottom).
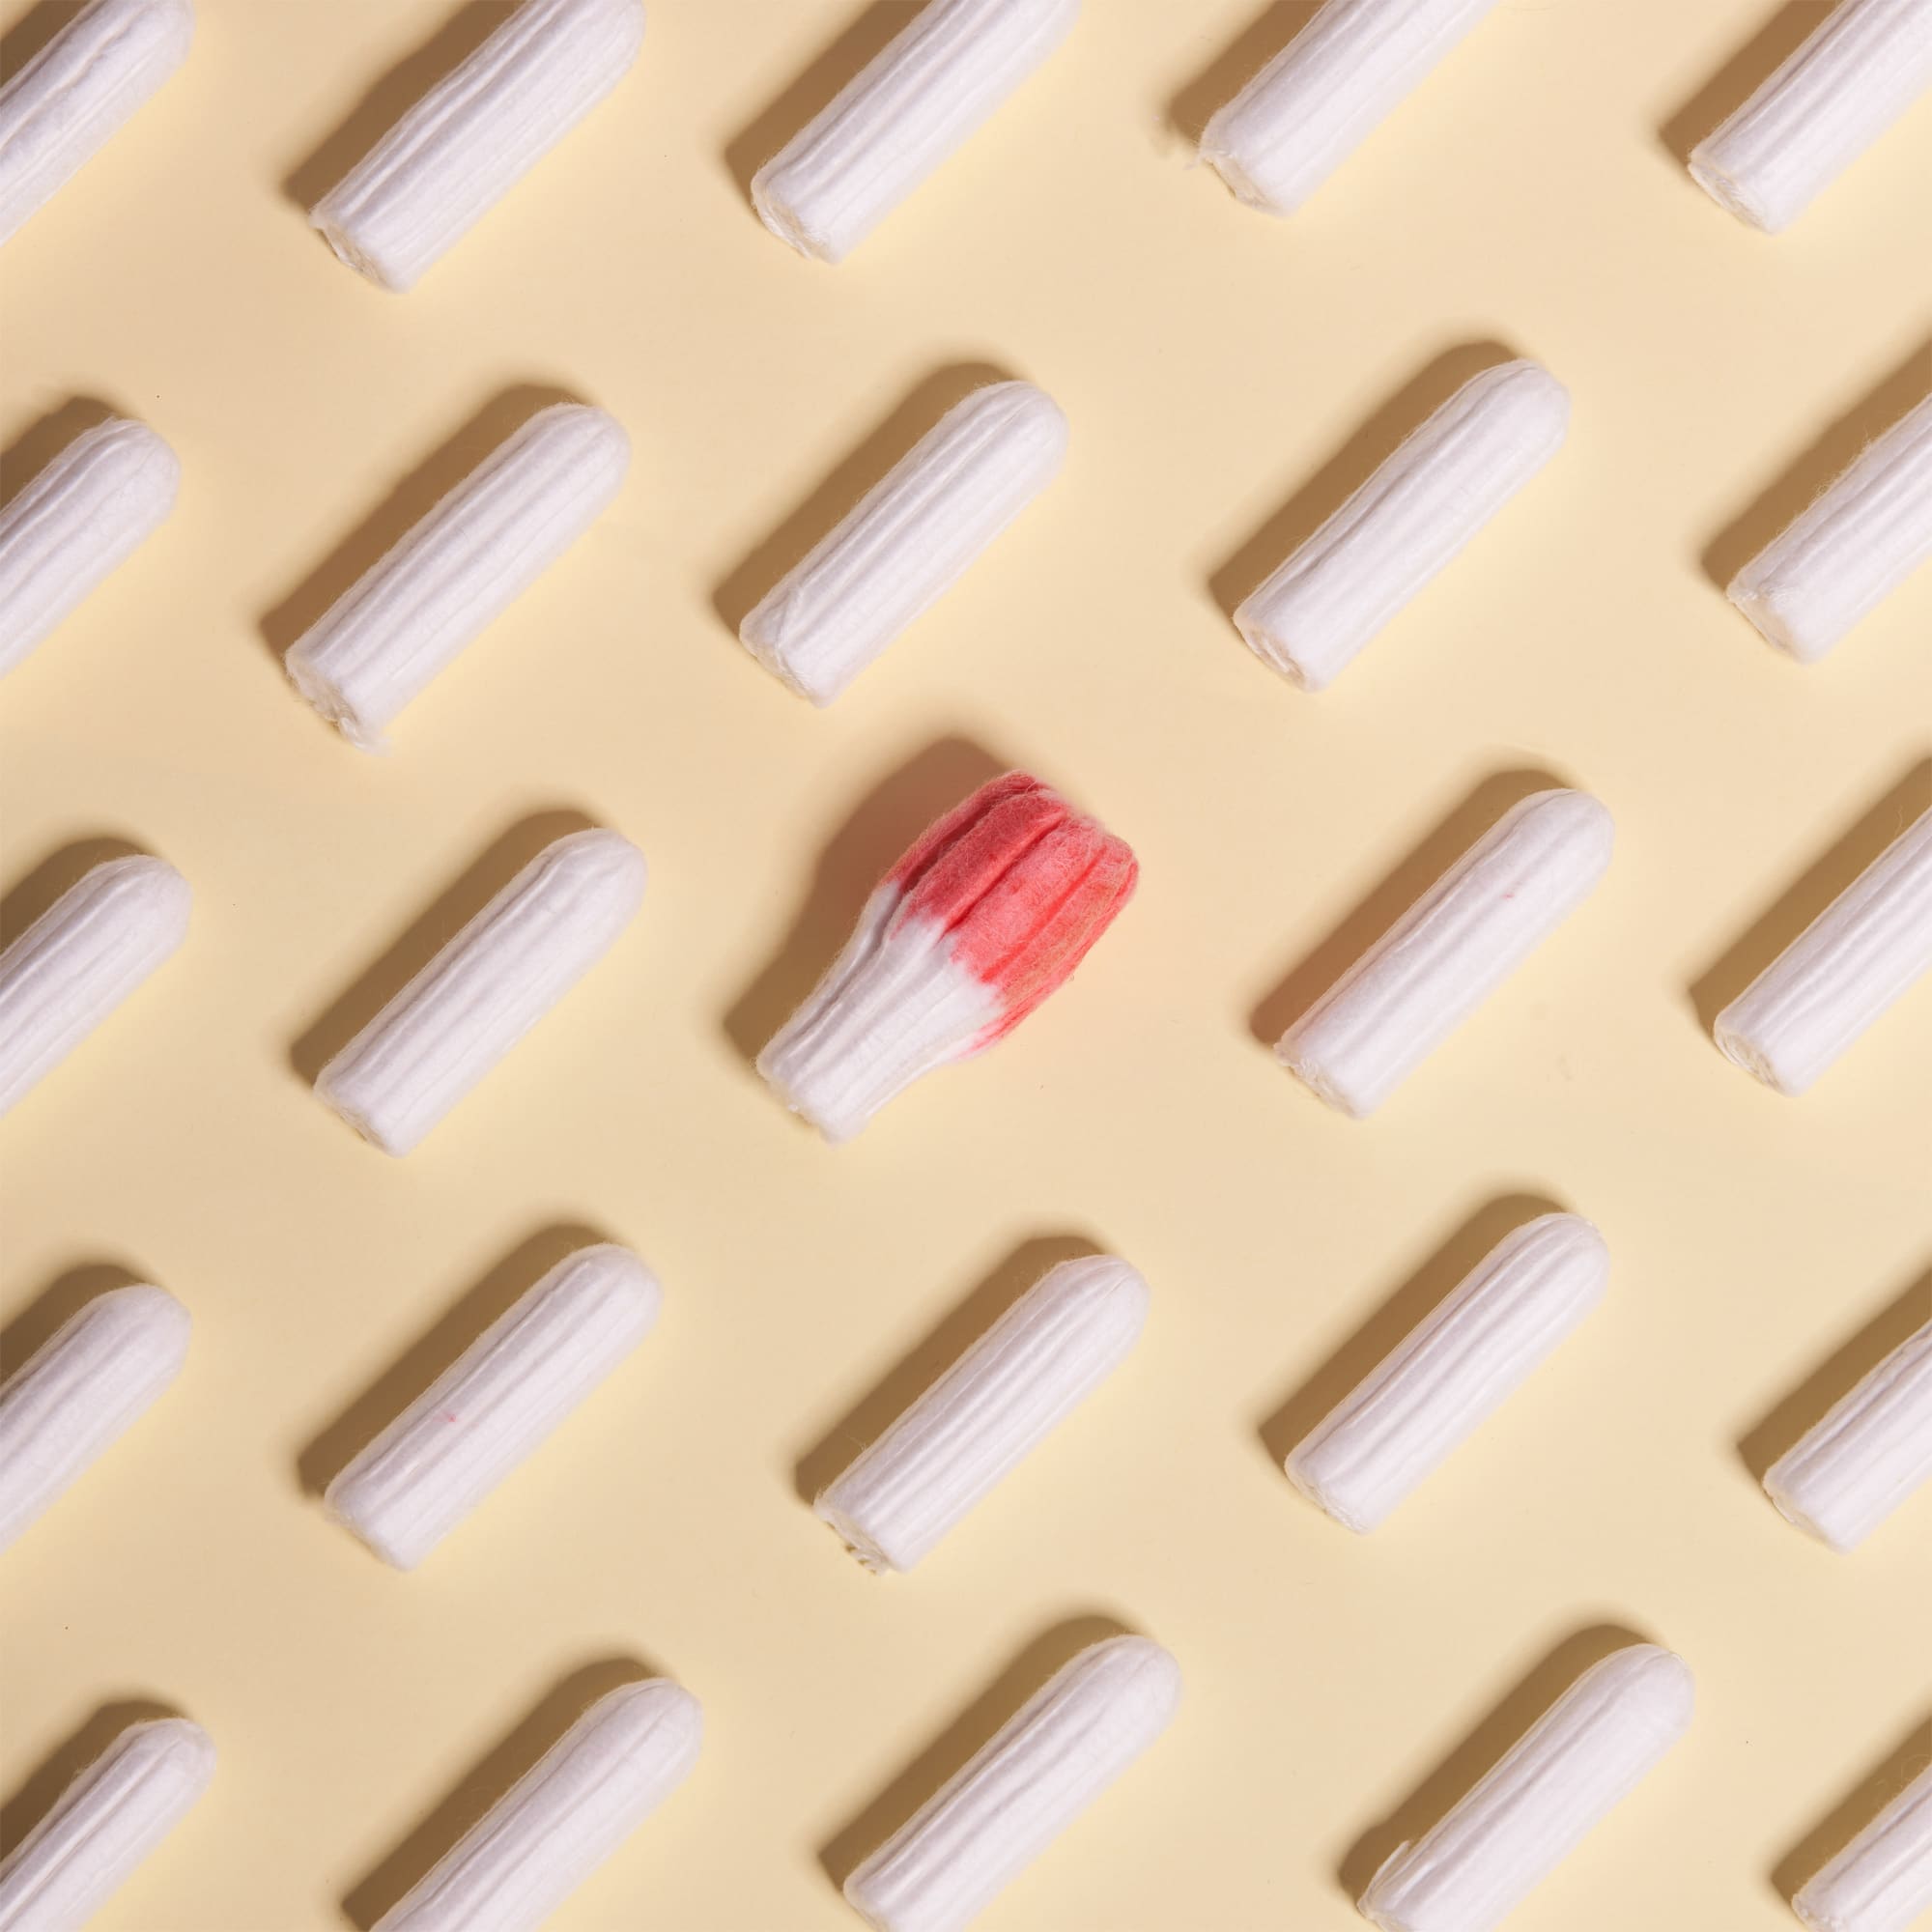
<box><xmin>1359</xmin><ymin>1644</ymin><xmax>1694</xmax><ymax>1932</ymax></box>
<box><xmin>285</xmin><ymin>402</ymin><xmax>630</xmax><ymax>750</ymax></box>
<box><xmin>1689</xmin><ymin>0</ymin><xmax>1932</xmax><ymax>233</ymax></box>
<box><xmin>0</xmin><ymin>416</ymin><xmax>180</xmax><ymax>678</ymax></box>
<box><xmin>1727</xmin><ymin>393</ymin><xmax>1932</xmax><ymax>663</ymax></box>
<box><xmin>1794</xmin><ymin>1760</ymin><xmax>1932</xmax><ymax>1932</ymax></box>
<box><xmin>0</xmin><ymin>0</ymin><xmax>193</xmax><ymax>248</ymax></box>
<box><xmin>740</xmin><ymin>381</ymin><xmax>1066</xmax><ymax>705</ymax></box>
<box><xmin>327</xmin><ymin>1243</ymin><xmax>660</xmax><ymax>1569</ymax></box>
<box><xmin>311</xmin><ymin>0</ymin><xmax>644</xmax><ymax>292</ymax></box>
<box><xmin>0</xmin><ymin>1717</ymin><xmax>213</xmax><ymax>1932</ymax></box>
<box><xmin>1764</xmin><ymin>1317</ymin><xmax>1932</xmax><ymax>1552</ymax></box>
<box><xmin>0</xmin><ymin>855</ymin><xmax>190</xmax><ymax>1118</ymax></box>
<box><xmin>315</xmin><ymin>828</ymin><xmax>645</xmax><ymax>1156</ymax></box>
<box><xmin>759</xmin><ymin>772</ymin><xmax>1135</xmax><ymax>1142</ymax></box>
<box><xmin>374</xmin><ymin>1680</ymin><xmax>701</xmax><ymax>1932</ymax></box>
<box><xmin>845</xmin><ymin>1634</ymin><xmax>1179</xmax><ymax>1932</ymax></box>
<box><xmin>1200</xmin><ymin>0</ymin><xmax>1502</xmax><ymax>217</ymax></box>
<box><xmin>1278</xmin><ymin>789</ymin><xmax>1613</xmax><ymax>1118</ymax></box>
<box><xmin>1288</xmin><ymin>1213</ymin><xmax>1608</xmax><ymax>1533</ymax></box>
<box><xmin>1234</xmin><ymin>359</ymin><xmax>1568</xmax><ymax>690</ymax></box>
<box><xmin>1715</xmin><ymin>803</ymin><xmax>1932</xmax><ymax>1095</ymax></box>
<box><xmin>817</xmin><ymin>1255</ymin><xmax>1148</xmax><ymax>1573</ymax></box>
<box><xmin>751</xmin><ymin>0</ymin><xmax>1079</xmax><ymax>263</ymax></box>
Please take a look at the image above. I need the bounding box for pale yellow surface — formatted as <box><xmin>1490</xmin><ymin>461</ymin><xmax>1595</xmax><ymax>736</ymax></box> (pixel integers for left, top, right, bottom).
<box><xmin>2</xmin><ymin>0</ymin><xmax>1930</xmax><ymax>1927</ymax></box>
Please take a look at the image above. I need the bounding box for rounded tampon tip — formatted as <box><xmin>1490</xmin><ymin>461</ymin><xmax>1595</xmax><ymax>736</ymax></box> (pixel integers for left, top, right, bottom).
<box><xmin>95</xmin><ymin>854</ymin><xmax>193</xmax><ymax>953</ymax></box>
<box><xmin>91</xmin><ymin>1281</ymin><xmax>193</xmax><ymax>1378</ymax></box>
<box><xmin>123</xmin><ymin>1714</ymin><xmax>217</xmax><ymax>1791</ymax></box>
<box><xmin>1687</xmin><ymin>148</ymin><xmax>1780</xmax><ymax>233</ymax></box>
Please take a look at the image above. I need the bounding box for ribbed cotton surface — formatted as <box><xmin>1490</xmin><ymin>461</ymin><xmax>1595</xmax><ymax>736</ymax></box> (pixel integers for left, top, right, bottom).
<box><xmin>1794</xmin><ymin>1762</ymin><xmax>1932</xmax><ymax>1932</ymax></box>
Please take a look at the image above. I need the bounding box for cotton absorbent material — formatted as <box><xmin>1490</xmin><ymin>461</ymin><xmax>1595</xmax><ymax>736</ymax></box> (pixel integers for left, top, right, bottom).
<box><xmin>0</xmin><ymin>416</ymin><xmax>181</xmax><ymax>678</ymax></box>
<box><xmin>844</xmin><ymin>1634</ymin><xmax>1180</xmax><ymax>1932</ymax></box>
<box><xmin>758</xmin><ymin>772</ymin><xmax>1136</xmax><ymax>1141</ymax></box>
<box><xmin>1793</xmin><ymin>1759</ymin><xmax>1932</xmax><ymax>1932</ymax></box>
<box><xmin>740</xmin><ymin>381</ymin><xmax>1067</xmax><ymax>705</ymax></box>
<box><xmin>752</xmin><ymin>0</ymin><xmax>1079</xmax><ymax>263</ymax></box>
<box><xmin>817</xmin><ymin>1255</ymin><xmax>1148</xmax><ymax>1573</ymax></box>
<box><xmin>373</xmin><ymin>1680</ymin><xmax>701</xmax><ymax>1932</ymax></box>
<box><xmin>1359</xmin><ymin>1644</ymin><xmax>1694</xmax><ymax>1932</ymax></box>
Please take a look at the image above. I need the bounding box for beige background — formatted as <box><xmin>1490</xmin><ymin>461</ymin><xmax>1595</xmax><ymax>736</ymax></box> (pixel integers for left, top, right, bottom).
<box><xmin>3</xmin><ymin>0</ymin><xmax>1929</xmax><ymax>1926</ymax></box>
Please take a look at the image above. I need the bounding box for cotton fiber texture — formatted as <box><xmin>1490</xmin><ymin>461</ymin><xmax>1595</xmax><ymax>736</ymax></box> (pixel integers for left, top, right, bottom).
<box><xmin>1278</xmin><ymin>789</ymin><xmax>1613</xmax><ymax>1117</ymax></box>
<box><xmin>0</xmin><ymin>0</ymin><xmax>193</xmax><ymax>248</ymax></box>
<box><xmin>311</xmin><ymin>0</ymin><xmax>644</xmax><ymax>291</ymax></box>
<box><xmin>373</xmin><ymin>1679</ymin><xmax>700</xmax><ymax>1932</ymax></box>
<box><xmin>1234</xmin><ymin>359</ymin><xmax>1568</xmax><ymax>690</ymax></box>
<box><xmin>327</xmin><ymin>1243</ymin><xmax>660</xmax><ymax>1569</ymax></box>
<box><xmin>0</xmin><ymin>1717</ymin><xmax>213</xmax><ymax>1932</ymax></box>
<box><xmin>1689</xmin><ymin>0</ymin><xmax>1932</xmax><ymax>233</ymax></box>
<box><xmin>0</xmin><ymin>855</ymin><xmax>189</xmax><ymax>1118</ymax></box>
<box><xmin>759</xmin><ymin>772</ymin><xmax>1135</xmax><ymax>1141</ymax></box>
<box><xmin>0</xmin><ymin>416</ymin><xmax>180</xmax><ymax>678</ymax></box>
<box><xmin>284</xmin><ymin>402</ymin><xmax>628</xmax><ymax>750</ymax></box>
<box><xmin>1288</xmin><ymin>1213</ymin><xmax>1607</xmax><ymax>1533</ymax></box>
<box><xmin>740</xmin><ymin>381</ymin><xmax>1066</xmax><ymax>704</ymax></box>
<box><xmin>315</xmin><ymin>827</ymin><xmax>645</xmax><ymax>1156</ymax></box>
<box><xmin>1727</xmin><ymin>393</ymin><xmax>1932</xmax><ymax>663</ymax></box>
<box><xmin>845</xmin><ymin>1634</ymin><xmax>1179</xmax><ymax>1932</ymax></box>
<box><xmin>1200</xmin><ymin>0</ymin><xmax>1502</xmax><ymax>216</ymax></box>
<box><xmin>1715</xmin><ymin>802</ymin><xmax>1932</xmax><ymax>1095</ymax></box>
<box><xmin>817</xmin><ymin>1255</ymin><xmax>1148</xmax><ymax>1573</ymax></box>
<box><xmin>1794</xmin><ymin>1760</ymin><xmax>1932</xmax><ymax>1932</ymax></box>
<box><xmin>751</xmin><ymin>0</ymin><xmax>1079</xmax><ymax>262</ymax></box>
<box><xmin>1359</xmin><ymin>1644</ymin><xmax>1693</xmax><ymax>1932</ymax></box>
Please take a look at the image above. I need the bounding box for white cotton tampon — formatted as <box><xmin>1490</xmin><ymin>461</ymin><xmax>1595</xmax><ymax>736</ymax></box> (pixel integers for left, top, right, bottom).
<box><xmin>1278</xmin><ymin>789</ymin><xmax>1614</xmax><ymax>1118</ymax></box>
<box><xmin>0</xmin><ymin>0</ymin><xmax>193</xmax><ymax>249</ymax></box>
<box><xmin>326</xmin><ymin>1243</ymin><xmax>660</xmax><ymax>1569</ymax></box>
<box><xmin>1288</xmin><ymin>1214</ymin><xmax>1608</xmax><ymax>1533</ymax></box>
<box><xmin>373</xmin><ymin>1680</ymin><xmax>701</xmax><ymax>1932</ymax></box>
<box><xmin>740</xmin><ymin>382</ymin><xmax>1067</xmax><ymax>705</ymax></box>
<box><xmin>310</xmin><ymin>0</ymin><xmax>644</xmax><ymax>292</ymax></box>
<box><xmin>1794</xmin><ymin>1760</ymin><xmax>1932</xmax><ymax>1932</ymax></box>
<box><xmin>1233</xmin><ymin>359</ymin><xmax>1569</xmax><ymax>690</ymax></box>
<box><xmin>1689</xmin><ymin>0</ymin><xmax>1932</xmax><ymax>233</ymax></box>
<box><xmin>1715</xmin><ymin>803</ymin><xmax>1932</xmax><ymax>1096</ymax></box>
<box><xmin>1200</xmin><ymin>0</ymin><xmax>1502</xmax><ymax>217</ymax></box>
<box><xmin>751</xmin><ymin>0</ymin><xmax>1079</xmax><ymax>263</ymax></box>
<box><xmin>1727</xmin><ymin>393</ymin><xmax>1932</xmax><ymax>663</ymax></box>
<box><xmin>314</xmin><ymin>828</ymin><xmax>645</xmax><ymax>1157</ymax></box>
<box><xmin>1359</xmin><ymin>1644</ymin><xmax>1694</xmax><ymax>1932</ymax></box>
<box><xmin>845</xmin><ymin>1635</ymin><xmax>1180</xmax><ymax>1932</ymax></box>
<box><xmin>817</xmin><ymin>1255</ymin><xmax>1148</xmax><ymax>1573</ymax></box>
<box><xmin>284</xmin><ymin>402</ymin><xmax>630</xmax><ymax>749</ymax></box>
<box><xmin>0</xmin><ymin>855</ymin><xmax>190</xmax><ymax>1118</ymax></box>
<box><xmin>0</xmin><ymin>417</ymin><xmax>181</xmax><ymax>678</ymax></box>
<box><xmin>0</xmin><ymin>1717</ymin><xmax>213</xmax><ymax>1932</ymax></box>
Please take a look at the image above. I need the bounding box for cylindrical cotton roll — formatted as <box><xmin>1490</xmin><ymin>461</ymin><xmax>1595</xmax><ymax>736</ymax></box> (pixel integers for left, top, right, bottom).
<box><xmin>1200</xmin><ymin>0</ymin><xmax>1502</xmax><ymax>217</ymax></box>
<box><xmin>327</xmin><ymin>1243</ymin><xmax>660</xmax><ymax>1569</ymax></box>
<box><xmin>1689</xmin><ymin>0</ymin><xmax>1932</xmax><ymax>233</ymax></box>
<box><xmin>284</xmin><ymin>403</ymin><xmax>630</xmax><ymax>749</ymax></box>
<box><xmin>374</xmin><ymin>1680</ymin><xmax>701</xmax><ymax>1932</ymax></box>
<box><xmin>1764</xmin><ymin>1317</ymin><xmax>1932</xmax><ymax>1553</ymax></box>
<box><xmin>0</xmin><ymin>855</ymin><xmax>190</xmax><ymax>1118</ymax></box>
<box><xmin>817</xmin><ymin>1255</ymin><xmax>1148</xmax><ymax>1573</ymax></box>
<box><xmin>314</xmin><ymin>828</ymin><xmax>645</xmax><ymax>1157</ymax></box>
<box><xmin>311</xmin><ymin>0</ymin><xmax>644</xmax><ymax>291</ymax></box>
<box><xmin>1360</xmin><ymin>1645</ymin><xmax>1694</xmax><ymax>1932</ymax></box>
<box><xmin>0</xmin><ymin>1284</ymin><xmax>189</xmax><ymax>1553</ymax></box>
<box><xmin>0</xmin><ymin>417</ymin><xmax>180</xmax><ymax>678</ymax></box>
<box><xmin>0</xmin><ymin>1717</ymin><xmax>213</xmax><ymax>1932</ymax></box>
<box><xmin>1715</xmin><ymin>805</ymin><xmax>1932</xmax><ymax>1096</ymax></box>
<box><xmin>1288</xmin><ymin>1214</ymin><xmax>1608</xmax><ymax>1533</ymax></box>
<box><xmin>741</xmin><ymin>382</ymin><xmax>1067</xmax><ymax>705</ymax></box>
<box><xmin>845</xmin><ymin>1635</ymin><xmax>1180</xmax><ymax>1932</ymax></box>
<box><xmin>1279</xmin><ymin>789</ymin><xmax>1614</xmax><ymax>1118</ymax></box>
<box><xmin>1234</xmin><ymin>360</ymin><xmax>1569</xmax><ymax>691</ymax></box>
<box><xmin>1727</xmin><ymin>394</ymin><xmax>1932</xmax><ymax>663</ymax></box>
<box><xmin>1794</xmin><ymin>1761</ymin><xmax>1932</xmax><ymax>1932</ymax></box>
<box><xmin>751</xmin><ymin>0</ymin><xmax>1079</xmax><ymax>263</ymax></box>
<box><xmin>0</xmin><ymin>0</ymin><xmax>193</xmax><ymax>248</ymax></box>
